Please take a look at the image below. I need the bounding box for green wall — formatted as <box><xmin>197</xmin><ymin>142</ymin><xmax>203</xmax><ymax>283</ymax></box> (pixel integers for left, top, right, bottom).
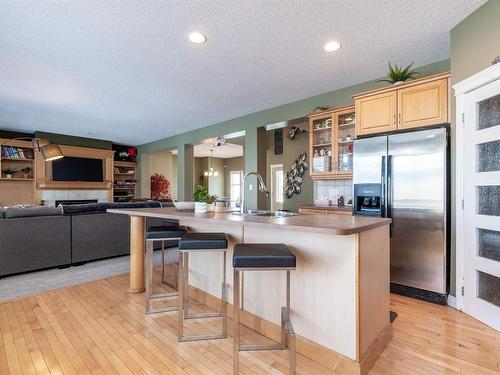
<box><xmin>138</xmin><ymin>60</ymin><xmax>450</xmax><ymax>206</ymax></box>
<box><xmin>448</xmin><ymin>0</ymin><xmax>500</xmax><ymax>297</ymax></box>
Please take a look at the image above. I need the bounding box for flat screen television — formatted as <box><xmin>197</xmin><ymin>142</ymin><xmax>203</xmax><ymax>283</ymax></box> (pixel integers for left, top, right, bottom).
<box><xmin>52</xmin><ymin>157</ymin><xmax>103</xmax><ymax>182</ymax></box>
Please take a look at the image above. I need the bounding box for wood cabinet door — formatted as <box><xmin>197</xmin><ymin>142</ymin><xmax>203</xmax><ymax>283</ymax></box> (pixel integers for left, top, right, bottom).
<box><xmin>326</xmin><ymin>210</ymin><xmax>352</xmax><ymax>216</ymax></box>
<box><xmin>298</xmin><ymin>208</ymin><xmax>325</xmax><ymax>215</ymax></box>
<box><xmin>397</xmin><ymin>78</ymin><xmax>448</xmax><ymax>129</ymax></box>
<box><xmin>355</xmin><ymin>91</ymin><xmax>397</xmax><ymax>136</ymax></box>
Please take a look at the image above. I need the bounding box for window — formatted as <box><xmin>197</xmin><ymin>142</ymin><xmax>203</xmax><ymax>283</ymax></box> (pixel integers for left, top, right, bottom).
<box><xmin>230</xmin><ymin>170</ymin><xmax>243</xmax><ymax>207</ymax></box>
<box><xmin>275</xmin><ymin>169</ymin><xmax>284</xmax><ymax>203</ymax></box>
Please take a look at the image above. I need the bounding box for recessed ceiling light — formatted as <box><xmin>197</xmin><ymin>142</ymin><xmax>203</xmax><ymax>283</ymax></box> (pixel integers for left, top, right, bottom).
<box><xmin>188</xmin><ymin>32</ymin><xmax>207</xmax><ymax>44</ymax></box>
<box><xmin>324</xmin><ymin>41</ymin><xmax>341</xmax><ymax>52</ymax></box>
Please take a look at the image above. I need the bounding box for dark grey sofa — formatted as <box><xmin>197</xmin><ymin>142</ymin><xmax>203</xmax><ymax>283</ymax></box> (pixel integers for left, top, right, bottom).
<box><xmin>0</xmin><ymin>215</ymin><xmax>72</xmax><ymax>276</ymax></box>
<box><xmin>0</xmin><ymin>201</ymin><xmax>176</xmax><ymax>277</ymax></box>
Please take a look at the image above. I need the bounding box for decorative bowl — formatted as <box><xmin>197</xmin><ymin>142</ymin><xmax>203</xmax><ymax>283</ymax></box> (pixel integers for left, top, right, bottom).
<box><xmin>173</xmin><ymin>201</ymin><xmax>195</xmax><ymax>210</ymax></box>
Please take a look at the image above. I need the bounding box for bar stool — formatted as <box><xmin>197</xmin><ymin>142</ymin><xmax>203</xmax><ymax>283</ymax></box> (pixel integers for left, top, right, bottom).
<box><xmin>232</xmin><ymin>243</ymin><xmax>296</xmax><ymax>374</ymax></box>
<box><xmin>177</xmin><ymin>232</ymin><xmax>228</xmax><ymax>342</ymax></box>
<box><xmin>145</xmin><ymin>225</ymin><xmax>187</xmax><ymax>315</ymax></box>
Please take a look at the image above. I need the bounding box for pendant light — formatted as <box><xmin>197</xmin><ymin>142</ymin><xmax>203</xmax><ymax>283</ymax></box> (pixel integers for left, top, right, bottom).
<box><xmin>204</xmin><ymin>149</ymin><xmax>218</xmax><ymax>177</ymax></box>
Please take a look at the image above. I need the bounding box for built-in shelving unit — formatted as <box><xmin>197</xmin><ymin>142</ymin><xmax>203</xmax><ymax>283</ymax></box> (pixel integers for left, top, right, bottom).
<box><xmin>308</xmin><ymin>105</ymin><xmax>355</xmax><ymax>180</ymax></box>
<box><xmin>113</xmin><ymin>160</ymin><xmax>137</xmax><ymax>202</ymax></box>
<box><xmin>0</xmin><ymin>139</ymin><xmax>36</xmax><ymax>206</ymax></box>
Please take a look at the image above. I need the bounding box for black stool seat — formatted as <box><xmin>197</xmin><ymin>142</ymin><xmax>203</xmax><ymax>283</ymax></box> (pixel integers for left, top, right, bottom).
<box><xmin>233</xmin><ymin>243</ymin><xmax>296</xmax><ymax>269</ymax></box>
<box><xmin>179</xmin><ymin>232</ymin><xmax>228</xmax><ymax>250</ymax></box>
<box><xmin>146</xmin><ymin>225</ymin><xmax>187</xmax><ymax>240</ymax></box>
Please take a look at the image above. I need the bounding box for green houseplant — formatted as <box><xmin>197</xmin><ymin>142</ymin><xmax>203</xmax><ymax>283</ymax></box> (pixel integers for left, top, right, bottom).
<box><xmin>378</xmin><ymin>61</ymin><xmax>419</xmax><ymax>85</ymax></box>
<box><xmin>193</xmin><ymin>185</ymin><xmax>209</xmax><ymax>213</ymax></box>
<box><xmin>2</xmin><ymin>167</ymin><xmax>16</xmax><ymax>179</ymax></box>
<box><xmin>193</xmin><ymin>185</ymin><xmax>218</xmax><ymax>212</ymax></box>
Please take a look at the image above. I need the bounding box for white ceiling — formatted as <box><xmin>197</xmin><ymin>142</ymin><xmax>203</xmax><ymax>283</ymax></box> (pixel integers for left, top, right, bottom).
<box><xmin>0</xmin><ymin>0</ymin><xmax>485</xmax><ymax>145</ymax></box>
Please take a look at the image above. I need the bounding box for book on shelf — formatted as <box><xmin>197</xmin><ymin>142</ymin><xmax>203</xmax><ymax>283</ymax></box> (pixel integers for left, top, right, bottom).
<box><xmin>1</xmin><ymin>146</ymin><xmax>34</xmax><ymax>160</ymax></box>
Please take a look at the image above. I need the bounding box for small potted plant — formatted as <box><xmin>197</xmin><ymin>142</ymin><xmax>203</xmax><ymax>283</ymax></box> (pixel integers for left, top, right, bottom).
<box><xmin>193</xmin><ymin>185</ymin><xmax>209</xmax><ymax>213</ymax></box>
<box><xmin>21</xmin><ymin>166</ymin><xmax>32</xmax><ymax>179</ymax></box>
<box><xmin>205</xmin><ymin>194</ymin><xmax>219</xmax><ymax>212</ymax></box>
<box><xmin>2</xmin><ymin>167</ymin><xmax>16</xmax><ymax>179</ymax></box>
<box><xmin>378</xmin><ymin>61</ymin><xmax>419</xmax><ymax>85</ymax></box>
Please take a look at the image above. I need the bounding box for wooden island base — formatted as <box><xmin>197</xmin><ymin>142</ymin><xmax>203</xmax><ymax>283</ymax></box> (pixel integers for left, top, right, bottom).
<box><xmin>109</xmin><ymin>207</ymin><xmax>392</xmax><ymax>374</ymax></box>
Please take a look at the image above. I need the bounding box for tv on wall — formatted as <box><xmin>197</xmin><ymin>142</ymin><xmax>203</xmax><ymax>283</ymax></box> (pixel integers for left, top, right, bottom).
<box><xmin>52</xmin><ymin>157</ymin><xmax>103</xmax><ymax>182</ymax></box>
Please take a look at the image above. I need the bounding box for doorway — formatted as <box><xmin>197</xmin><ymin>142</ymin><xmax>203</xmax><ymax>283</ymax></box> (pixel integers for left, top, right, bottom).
<box><xmin>455</xmin><ymin>64</ymin><xmax>500</xmax><ymax>331</ymax></box>
<box><xmin>270</xmin><ymin>164</ymin><xmax>284</xmax><ymax>211</ymax></box>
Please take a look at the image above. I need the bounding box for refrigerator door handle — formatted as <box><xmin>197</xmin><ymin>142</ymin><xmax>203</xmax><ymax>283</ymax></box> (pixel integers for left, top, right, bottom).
<box><xmin>381</xmin><ymin>155</ymin><xmax>386</xmax><ymax>217</ymax></box>
<box><xmin>387</xmin><ymin>154</ymin><xmax>393</xmax><ymax>237</ymax></box>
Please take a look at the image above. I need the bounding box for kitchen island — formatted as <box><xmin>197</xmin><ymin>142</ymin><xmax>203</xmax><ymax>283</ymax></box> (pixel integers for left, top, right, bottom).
<box><xmin>108</xmin><ymin>207</ymin><xmax>391</xmax><ymax>374</ymax></box>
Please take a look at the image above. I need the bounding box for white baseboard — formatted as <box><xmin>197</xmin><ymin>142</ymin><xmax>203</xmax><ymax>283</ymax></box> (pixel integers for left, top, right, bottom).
<box><xmin>447</xmin><ymin>295</ymin><xmax>457</xmax><ymax>309</ymax></box>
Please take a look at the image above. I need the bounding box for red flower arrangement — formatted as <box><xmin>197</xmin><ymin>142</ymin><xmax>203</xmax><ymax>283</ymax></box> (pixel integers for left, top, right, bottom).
<box><xmin>151</xmin><ymin>173</ymin><xmax>172</xmax><ymax>200</ymax></box>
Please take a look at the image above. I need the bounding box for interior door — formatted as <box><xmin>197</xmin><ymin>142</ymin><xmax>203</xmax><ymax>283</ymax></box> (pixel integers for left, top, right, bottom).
<box><xmin>463</xmin><ymin>82</ymin><xmax>500</xmax><ymax>331</ymax></box>
<box><xmin>388</xmin><ymin>128</ymin><xmax>447</xmax><ymax>293</ymax></box>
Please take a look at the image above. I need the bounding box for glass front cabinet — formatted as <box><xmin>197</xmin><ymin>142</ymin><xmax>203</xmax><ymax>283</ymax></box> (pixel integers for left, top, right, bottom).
<box><xmin>308</xmin><ymin>105</ymin><xmax>355</xmax><ymax>179</ymax></box>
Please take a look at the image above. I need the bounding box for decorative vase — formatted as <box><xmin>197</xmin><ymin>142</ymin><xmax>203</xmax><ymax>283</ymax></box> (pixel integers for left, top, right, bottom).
<box><xmin>393</xmin><ymin>81</ymin><xmax>405</xmax><ymax>86</ymax></box>
<box><xmin>206</xmin><ymin>203</ymin><xmax>215</xmax><ymax>212</ymax></box>
<box><xmin>5</xmin><ymin>174</ymin><xmax>12</xmax><ymax>179</ymax></box>
<box><xmin>194</xmin><ymin>202</ymin><xmax>207</xmax><ymax>213</ymax></box>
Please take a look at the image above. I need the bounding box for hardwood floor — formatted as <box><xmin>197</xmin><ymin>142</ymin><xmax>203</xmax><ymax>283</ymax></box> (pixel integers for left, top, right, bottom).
<box><xmin>0</xmin><ymin>271</ymin><xmax>498</xmax><ymax>374</ymax></box>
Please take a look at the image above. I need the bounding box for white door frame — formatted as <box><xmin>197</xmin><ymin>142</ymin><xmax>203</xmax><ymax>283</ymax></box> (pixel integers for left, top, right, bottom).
<box><xmin>270</xmin><ymin>164</ymin><xmax>283</xmax><ymax>211</ymax></box>
<box><xmin>453</xmin><ymin>63</ymin><xmax>500</xmax><ymax>312</ymax></box>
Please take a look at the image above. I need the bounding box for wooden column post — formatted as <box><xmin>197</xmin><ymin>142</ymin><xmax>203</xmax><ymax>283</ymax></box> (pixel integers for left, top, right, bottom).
<box><xmin>129</xmin><ymin>215</ymin><xmax>145</xmax><ymax>293</ymax></box>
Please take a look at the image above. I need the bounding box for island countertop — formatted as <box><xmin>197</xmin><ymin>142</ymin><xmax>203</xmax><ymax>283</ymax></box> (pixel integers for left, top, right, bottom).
<box><xmin>107</xmin><ymin>206</ymin><xmax>390</xmax><ymax>235</ymax></box>
<box><xmin>108</xmin><ymin>205</ymin><xmax>392</xmax><ymax>373</ymax></box>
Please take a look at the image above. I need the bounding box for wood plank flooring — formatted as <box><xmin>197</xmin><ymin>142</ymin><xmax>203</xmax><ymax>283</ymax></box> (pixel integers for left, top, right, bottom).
<box><xmin>0</xmin><ymin>271</ymin><xmax>498</xmax><ymax>374</ymax></box>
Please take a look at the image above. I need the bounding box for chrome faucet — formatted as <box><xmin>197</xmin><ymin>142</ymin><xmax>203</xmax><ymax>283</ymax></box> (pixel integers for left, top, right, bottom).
<box><xmin>240</xmin><ymin>171</ymin><xmax>267</xmax><ymax>214</ymax></box>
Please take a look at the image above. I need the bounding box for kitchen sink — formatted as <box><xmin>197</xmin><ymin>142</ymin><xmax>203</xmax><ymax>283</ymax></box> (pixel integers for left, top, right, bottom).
<box><xmin>232</xmin><ymin>210</ymin><xmax>298</xmax><ymax>217</ymax></box>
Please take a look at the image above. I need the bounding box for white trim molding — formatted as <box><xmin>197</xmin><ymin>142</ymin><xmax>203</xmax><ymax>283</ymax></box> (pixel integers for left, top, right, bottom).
<box><xmin>453</xmin><ymin>63</ymin><xmax>500</xmax><ymax>317</ymax></box>
<box><xmin>453</xmin><ymin>63</ymin><xmax>500</xmax><ymax>95</ymax></box>
<box><xmin>447</xmin><ymin>295</ymin><xmax>457</xmax><ymax>309</ymax></box>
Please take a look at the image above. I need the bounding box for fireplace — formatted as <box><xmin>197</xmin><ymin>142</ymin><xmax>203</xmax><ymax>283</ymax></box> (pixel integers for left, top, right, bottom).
<box><xmin>55</xmin><ymin>199</ymin><xmax>98</xmax><ymax>206</ymax></box>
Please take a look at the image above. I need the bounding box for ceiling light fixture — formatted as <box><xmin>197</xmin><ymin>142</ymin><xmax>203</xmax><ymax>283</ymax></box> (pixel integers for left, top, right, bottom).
<box><xmin>204</xmin><ymin>149</ymin><xmax>218</xmax><ymax>177</ymax></box>
<box><xmin>213</xmin><ymin>136</ymin><xmax>225</xmax><ymax>147</ymax></box>
<box><xmin>188</xmin><ymin>32</ymin><xmax>207</xmax><ymax>44</ymax></box>
<box><xmin>324</xmin><ymin>40</ymin><xmax>341</xmax><ymax>52</ymax></box>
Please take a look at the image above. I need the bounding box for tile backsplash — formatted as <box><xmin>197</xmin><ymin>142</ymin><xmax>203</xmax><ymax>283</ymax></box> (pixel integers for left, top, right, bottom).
<box><xmin>314</xmin><ymin>179</ymin><xmax>353</xmax><ymax>205</ymax></box>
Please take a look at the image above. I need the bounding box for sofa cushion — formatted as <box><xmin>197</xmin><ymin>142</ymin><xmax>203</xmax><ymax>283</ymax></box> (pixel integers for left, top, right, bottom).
<box><xmin>4</xmin><ymin>205</ymin><xmax>63</xmax><ymax>219</ymax></box>
<box><xmin>60</xmin><ymin>200</ymin><xmax>162</xmax><ymax>215</ymax></box>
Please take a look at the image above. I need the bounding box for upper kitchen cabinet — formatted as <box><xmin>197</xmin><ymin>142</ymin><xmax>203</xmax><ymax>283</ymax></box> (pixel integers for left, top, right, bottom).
<box><xmin>353</xmin><ymin>72</ymin><xmax>450</xmax><ymax>137</ymax></box>
<box><xmin>355</xmin><ymin>91</ymin><xmax>397</xmax><ymax>136</ymax></box>
<box><xmin>397</xmin><ymin>78</ymin><xmax>448</xmax><ymax>129</ymax></box>
<box><xmin>308</xmin><ymin>105</ymin><xmax>355</xmax><ymax>180</ymax></box>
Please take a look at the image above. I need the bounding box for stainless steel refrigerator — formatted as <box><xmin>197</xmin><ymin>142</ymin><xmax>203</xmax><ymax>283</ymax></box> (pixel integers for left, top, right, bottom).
<box><xmin>353</xmin><ymin>127</ymin><xmax>448</xmax><ymax>301</ymax></box>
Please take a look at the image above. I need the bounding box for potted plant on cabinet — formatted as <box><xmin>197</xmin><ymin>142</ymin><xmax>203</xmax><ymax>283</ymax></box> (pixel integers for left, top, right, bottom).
<box><xmin>378</xmin><ymin>61</ymin><xmax>419</xmax><ymax>85</ymax></box>
<box><xmin>2</xmin><ymin>167</ymin><xmax>16</xmax><ymax>179</ymax></box>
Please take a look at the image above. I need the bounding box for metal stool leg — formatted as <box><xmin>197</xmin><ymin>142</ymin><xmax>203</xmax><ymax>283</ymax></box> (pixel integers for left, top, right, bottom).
<box><xmin>233</xmin><ymin>269</ymin><xmax>240</xmax><ymax>374</ymax></box>
<box><xmin>161</xmin><ymin>240</ymin><xmax>180</xmax><ymax>291</ymax></box>
<box><xmin>234</xmin><ymin>268</ymin><xmax>296</xmax><ymax>374</ymax></box>
<box><xmin>178</xmin><ymin>251</ymin><xmax>185</xmax><ymax>339</ymax></box>
<box><xmin>145</xmin><ymin>239</ymin><xmax>178</xmax><ymax>315</ymax></box>
<box><xmin>178</xmin><ymin>249</ymin><xmax>227</xmax><ymax>342</ymax></box>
